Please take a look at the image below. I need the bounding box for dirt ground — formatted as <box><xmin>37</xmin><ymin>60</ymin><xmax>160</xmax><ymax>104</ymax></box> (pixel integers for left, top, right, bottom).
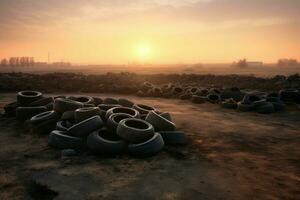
<box><xmin>0</xmin><ymin>93</ymin><xmax>299</xmax><ymax>200</ymax></box>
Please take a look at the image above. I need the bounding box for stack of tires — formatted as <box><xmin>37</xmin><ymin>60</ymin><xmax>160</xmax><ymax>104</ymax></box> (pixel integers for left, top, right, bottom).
<box><xmin>2</xmin><ymin>92</ymin><xmax>187</xmax><ymax>158</ymax></box>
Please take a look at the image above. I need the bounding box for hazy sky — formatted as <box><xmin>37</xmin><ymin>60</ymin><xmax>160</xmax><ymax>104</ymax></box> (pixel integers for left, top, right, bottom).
<box><xmin>0</xmin><ymin>0</ymin><xmax>299</xmax><ymax>64</ymax></box>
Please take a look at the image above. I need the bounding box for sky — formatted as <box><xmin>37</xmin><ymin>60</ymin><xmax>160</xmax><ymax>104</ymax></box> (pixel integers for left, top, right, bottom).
<box><xmin>0</xmin><ymin>0</ymin><xmax>299</xmax><ymax>64</ymax></box>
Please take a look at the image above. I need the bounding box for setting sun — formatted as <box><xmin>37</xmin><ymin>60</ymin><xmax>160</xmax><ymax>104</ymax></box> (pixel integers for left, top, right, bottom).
<box><xmin>135</xmin><ymin>43</ymin><xmax>152</xmax><ymax>61</ymax></box>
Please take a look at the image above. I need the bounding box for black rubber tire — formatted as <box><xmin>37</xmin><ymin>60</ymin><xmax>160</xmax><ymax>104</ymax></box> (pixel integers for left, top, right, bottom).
<box><xmin>17</xmin><ymin>91</ymin><xmax>43</xmax><ymax>106</ymax></box>
<box><xmin>32</xmin><ymin>118</ymin><xmax>57</xmax><ymax>134</ymax></box>
<box><xmin>75</xmin><ymin>96</ymin><xmax>94</xmax><ymax>104</ymax></box>
<box><xmin>255</xmin><ymin>102</ymin><xmax>275</xmax><ymax>114</ymax></box>
<box><xmin>221</xmin><ymin>99</ymin><xmax>238</xmax><ymax>109</ymax></box>
<box><xmin>87</xmin><ymin>128</ymin><xmax>126</xmax><ymax>155</ymax></box>
<box><xmin>180</xmin><ymin>93</ymin><xmax>192</xmax><ymax>100</ymax></box>
<box><xmin>133</xmin><ymin>104</ymin><xmax>155</xmax><ymax>115</ymax></box>
<box><xmin>48</xmin><ymin>130</ymin><xmax>83</xmax><ymax>149</ymax></box>
<box><xmin>207</xmin><ymin>94</ymin><xmax>221</xmax><ymax>104</ymax></box>
<box><xmin>191</xmin><ymin>95</ymin><xmax>206</xmax><ymax>104</ymax></box>
<box><xmin>29</xmin><ymin>97</ymin><xmax>54</xmax><ymax>106</ymax></box>
<box><xmin>117</xmin><ymin>118</ymin><xmax>155</xmax><ymax>143</ymax></box>
<box><xmin>61</xmin><ymin>111</ymin><xmax>75</xmax><ymax>121</ymax></box>
<box><xmin>45</xmin><ymin>103</ymin><xmax>54</xmax><ymax>111</ymax></box>
<box><xmin>54</xmin><ymin>98</ymin><xmax>83</xmax><ymax>114</ymax></box>
<box><xmin>56</xmin><ymin>120</ymin><xmax>73</xmax><ymax>131</ymax></box>
<box><xmin>160</xmin><ymin>112</ymin><xmax>172</xmax><ymax>121</ymax></box>
<box><xmin>67</xmin><ymin>116</ymin><xmax>104</xmax><ymax>138</ymax></box>
<box><xmin>159</xmin><ymin>131</ymin><xmax>188</xmax><ymax>145</ymax></box>
<box><xmin>253</xmin><ymin>99</ymin><xmax>267</xmax><ymax>108</ymax></box>
<box><xmin>237</xmin><ymin>102</ymin><xmax>252</xmax><ymax>112</ymax></box>
<box><xmin>105</xmin><ymin>107</ymin><xmax>140</xmax><ymax>120</ymax></box>
<box><xmin>118</xmin><ymin>98</ymin><xmax>134</xmax><ymax>108</ymax></box>
<box><xmin>106</xmin><ymin>113</ymin><xmax>133</xmax><ymax>134</ymax></box>
<box><xmin>74</xmin><ymin>107</ymin><xmax>101</xmax><ymax>123</ymax></box>
<box><xmin>243</xmin><ymin>94</ymin><xmax>261</xmax><ymax>105</ymax></box>
<box><xmin>30</xmin><ymin>111</ymin><xmax>59</xmax><ymax>125</ymax></box>
<box><xmin>16</xmin><ymin>106</ymin><xmax>48</xmax><ymax>121</ymax></box>
<box><xmin>279</xmin><ymin>89</ymin><xmax>299</xmax><ymax>102</ymax></box>
<box><xmin>3</xmin><ymin>102</ymin><xmax>18</xmax><ymax>117</ymax></box>
<box><xmin>128</xmin><ymin>132</ymin><xmax>164</xmax><ymax>157</ymax></box>
<box><xmin>103</xmin><ymin>97</ymin><xmax>119</xmax><ymax>105</ymax></box>
<box><xmin>93</xmin><ymin>97</ymin><xmax>103</xmax><ymax>106</ymax></box>
<box><xmin>145</xmin><ymin>111</ymin><xmax>176</xmax><ymax>132</ymax></box>
<box><xmin>98</xmin><ymin>104</ymin><xmax>121</xmax><ymax>111</ymax></box>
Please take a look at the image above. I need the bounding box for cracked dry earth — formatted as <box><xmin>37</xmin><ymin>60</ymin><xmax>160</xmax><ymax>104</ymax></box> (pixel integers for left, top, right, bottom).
<box><xmin>0</xmin><ymin>93</ymin><xmax>299</xmax><ymax>200</ymax></box>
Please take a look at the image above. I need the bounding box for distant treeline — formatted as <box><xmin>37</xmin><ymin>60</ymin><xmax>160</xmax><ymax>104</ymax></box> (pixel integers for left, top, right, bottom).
<box><xmin>0</xmin><ymin>72</ymin><xmax>299</xmax><ymax>93</ymax></box>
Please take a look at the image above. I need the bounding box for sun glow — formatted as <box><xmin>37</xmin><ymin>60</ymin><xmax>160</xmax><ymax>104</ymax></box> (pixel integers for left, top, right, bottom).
<box><xmin>135</xmin><ymin>43</ymin><xmax>152</xmax><ymax>61</ymax></box>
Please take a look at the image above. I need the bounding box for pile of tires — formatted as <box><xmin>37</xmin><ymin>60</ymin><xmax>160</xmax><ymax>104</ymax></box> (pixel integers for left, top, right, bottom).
<box><xmin>3</xmin><ymin>91</ymin><xmax>188</xmax><ymax>158</ymax></box>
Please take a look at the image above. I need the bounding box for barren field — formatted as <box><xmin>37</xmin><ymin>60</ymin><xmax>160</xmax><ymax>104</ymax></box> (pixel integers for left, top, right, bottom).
<box><xmin>0</xmin><ymin>93</ymin><xmax>300</xmax><ymax>200</ymax></box>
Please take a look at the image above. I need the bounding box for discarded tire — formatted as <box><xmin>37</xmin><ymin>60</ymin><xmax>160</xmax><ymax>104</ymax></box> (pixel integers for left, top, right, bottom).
<box><xmin>243</xmin><ymin>94</ymin><xmax>261</xmax><ymax>105</ymax></box>
<box><xmin>160</xmin><ymin>112</ymin><xmax>172</xmax><ymax>121</ymax></box>
<box><xmin>17</xmin><ymin>91</ymin><xmax>43</xmax><ymax>106</ymax></box>
<box><xmin>207</xmin><ymin>93</ymin><xmax>221</xmax><ymax>104</ymax></box>
<box><xmin>118</xmin><ymin>98</ymin><xmax>134</xmax><ymax>107</ymax></box>
<box><xmin>30</xmin><ymin>111</ymin><xmax>59</xmax><ymax>125</ymax></box>
<box><xmin>74</xmin><ymin>107</ymin><xmax>101</xmax><ymax>123</ymax></box>
<box><xmin>145</xmin><ymin>111</ymin><xmax>176</xmax><ymax>132</ymax></box>
<box><xmin>117</xmin><ymin>118</ymin><xmax>155</xmax><ymax>143</ymax></box>
<box><xmin>56</xmin><ymin>121</ymin><xmax>70</xmax><ymax>131</ymax></box>
<box><xmin>103</xmin><ymin>97</ymin><xmax>119</xmax><ymax>104</ymax></box>
<box><xmin>106</xmin><ymin>113</ymin><xmax>133</xmax><ymax>134</ymax></box>
<box><xmin>29</xmin><ymin>97</ymin><xmax>54</xmax><ymax>107</ymax></box>
<box><xmin>255</xmin><ymin>102</ymin><xmax>275</xmax><ymax>114</ymax></box>
<box><xmin>93</xmin><ymin>97</ymin><xmax>103</xmax><ymax>106</ymax></box>
<box><xmin>128</xmin><ymin>132</ymin><xmax>164</xmax><ymax>157</ymax></box>
<box><xmin>87</xmin><ymin>128</ymin><xmax>126</xmax><ymax>155</ymax></box>
<box><xmin>75</xmin><ymin>96</ymin><xmax>94</xmax><ymax>105</ymax></box>
<box><xmin>159</xmin><ymin>131</ymin><xmax>188</xmax><ymax>145</ymax></box>
<box><xmin>48</xmin><ymin>130</ymin><xmax>83</xmax><ymax>149</ymax></box>
<box><xmin>221</xmin><ymin>98</ymin><xmax>238</xmax><ymax>109</ymax></box>
<box><xmin>61</xmin><ymin>111</ymin><xmax>75</xmax><ymax>121</ymax></box>
<box><xmin>105</xmin><ymin>107</ymin><xmax>140</xmax><ymax>120</ymax></box>
<box><xmin>237</xmin><ymin>102</ymin><xmax>252</xmax><ymax>112</ymax></box>
<box><xmin>133</xmin><ymin>104</ymin><xmax>155</xmax><ymax>115</ymax></box>
<box><xmin>54</xmin><ymin>98</ymin><xmax>83</xmax><ymax>114</ymax></box>
<box><xmin>67</xmin><ymin>116</ymin><xmax>104</xmax><ymax>138</ymax></box>
<box><xmin>279</xmin><ymin>89</ymin><xmax>299</xmax><ymax>102</ymax></box>
<box><xmin>16</xmin><ymin>106</ymin><xmax>48</xmax><ymax>121</ymax></box>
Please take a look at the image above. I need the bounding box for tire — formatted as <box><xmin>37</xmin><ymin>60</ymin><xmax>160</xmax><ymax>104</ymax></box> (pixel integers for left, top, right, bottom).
<box><xmin>221</xmin><ymin>99</ymin><xmax>238</xmax><ymax>109</ymax></box>
<box><xmin>279</xmin><ymin>89</ymin><xmax>299</xmax><ymax>102</ymax></box>
<box><xmin>75</xmin><ymin>96</ymin><xmax>94</xmax><ymax>105</ymax></box>
<box><xmin>3</xmin><ymin>102</ymin><xmax>18</xmax><ymax>117</ymax></box>
<box><xmin>237</xmin><ymin>102</ymin><xmax>252</xmax><ymax>112</ymax></box>
<box><xmin>103</xmin><ymin>97</ymin><xmax>119</xmax><ymax>104</ymax></box>
<box><xmin>191</xmin><ymin>95</ymin><xmax>206</xmax><ymax>104</ymax></box>
<box><xmin>118</xmin><ymin>98</ymin><xmax>134</xmax><ymax>108</ymax></box>
<box><xmin>67</xmin><ymin>116</ymin><xmax>104</xmax><ymax>138</ymax></box>
<box><xmin>48</xmin><ymin>130</ymin><xmax>83</xmax><ymax>149</ymax></box>
<box><xmin>87</xmin><ymin>128</ymin><xmax>126</xmax><ymax>155</ymax></box>
<box><xmin>133</xmin><ymin>104</ymin><xmax>155</xmax><ymax>115</ymax></box>
<box><xmin>271</xmin><ymin>101</ymin><xmax>285</xmax><ymax>111</ymax></box>
<box><xmin>253</xmin><ymin>99</ymin><xmax>267</xmax><ymax>108</ymax></box>
<box><xmin>160</xmin><ymin>112</ymin><xmax>172</xmax><ymax>121</ymax></box>
<box><xmin>30</xmin><ymin>111</ymin><xmax>59</xmax><ymax>125</ymax></box>
<box><xmin>83</xmin><ymin>104</ymin><xmax>96</xmax><ymax>108</ymax></box>
<box><xmin>29</xmin><ymin>97</ymin><xmax>54</xmax><ymax>106</ymax></box>
<box><xmin>105</xmin><ymin>107</ymin><xmax>140</xmax><ymax>120</ymax></box>
<box><xmin>54</xmin><ymin>98</ymin><xmax>83</xmax><ymax>114</ymax></box>
<box><xmin>17</xmin><ymin>91</ymin><xmax>43</xmax><ymax>106</ymax></box>
<box><xmin>98</xmin><ymin>104</ymin><xmax>121</xmax><ymax>111</ymax></box>
<box><xmin>45</xmin><ymin>103</ymin><xmax>54</xmax><ymax>111</ymax></box>
<box><xmin>117</xmin><ymin>118</ymin><xmax>155</xmax><ymax>143</ymax></box>
<box><xmin>16</xmin><ymin>106</ymin><xmax>48</xmax><ymax>121</ymax></box>
<box><xmin>93</xmin><ymin>97</ymin><xmax>103</xmax><ymax>106</ymax></box>
<box><xmin>255</xmin><ymin>102</ymin><xmax>275</xmax><ymax>114</ymax></box>
<box><xmin>243</xmin><ymin>94</ymin><xmax>261</xmax><ymax>105</ymax></box>
<box><xmin>207</xmin><ymin>94</ymin><xmax>221</xmax><ymax>104</ymax></box>
<box><xmin>56</xmin><ymin>121</ymin><xmax>73</xmax><ymax>131</ymax></box>
<box><xmin>61</xmin><ymin>111</ymin><xmax>75</xmax><ymax>121</ymax></box>
<box><xmin>32</xmin><ymin>119</ymin><xmax>57</xmax><ymax>134</ymax></box>
<box><xmin>128</xmin><ymin>132</ymin><xmax>164</xmax><ymax>157</ymax></box>
<box><xmin>159</xmin><ymin>131</ymin><xmax>188</xmax><ymax>145</ymax></box>
<box><xmin>74</xmin><ymin>107</ymin><xmax>101</xmax><ymax>123</ymax></box>
<box><xmin>145</xmin><ymin>111</ymin><xmax>176</xmax><ymax>132</ymax></box>
<box><xmin>106</xmin><ymin>113</ymin><xmax>133</xmax><ymax>134</ymax></box>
